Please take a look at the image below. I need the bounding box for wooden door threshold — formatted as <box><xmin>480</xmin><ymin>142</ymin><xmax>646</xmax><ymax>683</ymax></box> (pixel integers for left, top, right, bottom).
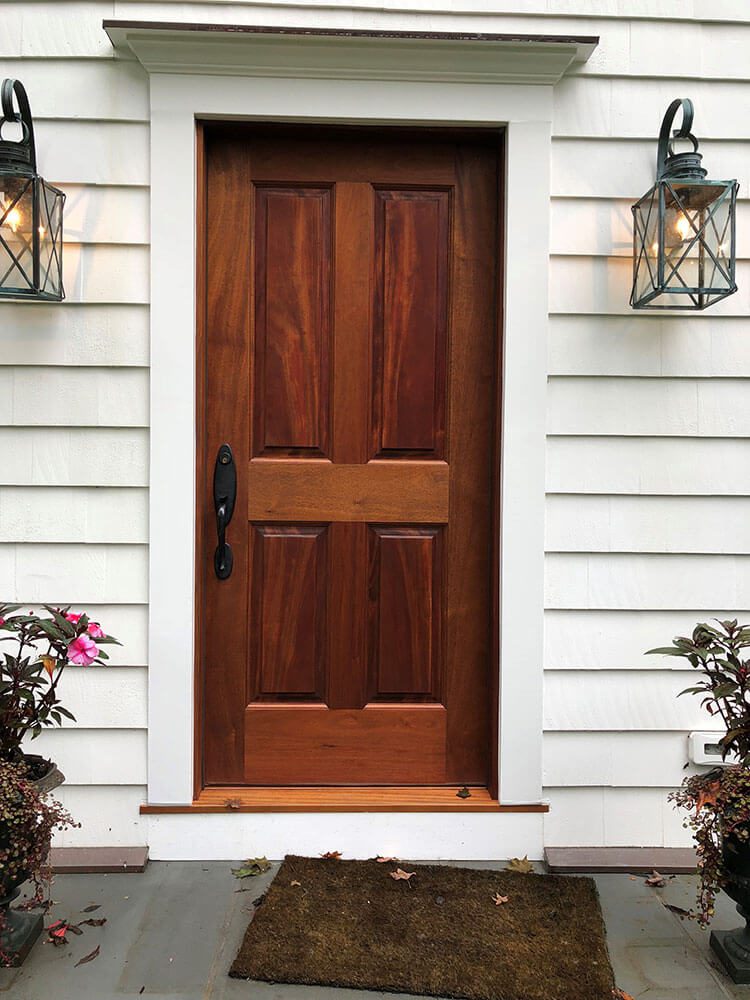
<box><xmin>141</xmin><ymin>786</ymin><xmax>549</xmax><ymax>814</ymax></box>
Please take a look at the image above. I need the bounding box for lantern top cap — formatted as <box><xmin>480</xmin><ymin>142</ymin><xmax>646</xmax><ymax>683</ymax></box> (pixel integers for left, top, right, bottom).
<box><xmin>0</xmin><ymin>79</ymin><xmax>37</xmax><ymax>177</ymax></box>
<box><xmin>657</xmin><ymin>98</ymin><xmax>707</xmax><ymax>182</ymax></box>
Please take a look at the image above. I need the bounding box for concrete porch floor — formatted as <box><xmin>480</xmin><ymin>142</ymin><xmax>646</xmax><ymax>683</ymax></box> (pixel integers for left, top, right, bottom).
<box><xmin>0</xmin><ymin>860</ymin><xmax>747</xmax><ymax>999</ymax></box>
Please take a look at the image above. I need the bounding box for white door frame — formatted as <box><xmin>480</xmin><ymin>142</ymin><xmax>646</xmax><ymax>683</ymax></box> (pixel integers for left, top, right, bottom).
<box><xmin>107</xmin><ymin>23</ymin><xmax>595</xmax><ymax>858</ymax></box>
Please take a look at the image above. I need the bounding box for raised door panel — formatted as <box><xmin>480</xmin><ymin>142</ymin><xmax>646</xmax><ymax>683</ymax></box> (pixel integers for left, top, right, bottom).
<box><xmin>253</xmin><ymin>186</ymin><xmax>332</xmax><ymax>456</ymax></box>
<box><xmin>249</xmin><ymin>525</ymin><xmax>328</xmax><ymax>701</ymax></box>
<box><xmin>372</xmin><ymin>189</ymin><xmax>449</xmax><ymax>458</ymax></box>
<box><xmin>367</xmin><ymin>526</ymin><xmax>443</xmax><ymax>701</ymax></box>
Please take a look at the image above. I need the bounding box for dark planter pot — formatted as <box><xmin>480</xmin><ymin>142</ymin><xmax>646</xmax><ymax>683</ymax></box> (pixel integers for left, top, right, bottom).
<box><xmin>711</xmin><ymin>829</ymin><xmax>750</xmax><ymax>983</ymax></box>
<box><xmin>20</xmin><ymin>754</ymin><xmax>65</xmax><ymax>795</ymax></box>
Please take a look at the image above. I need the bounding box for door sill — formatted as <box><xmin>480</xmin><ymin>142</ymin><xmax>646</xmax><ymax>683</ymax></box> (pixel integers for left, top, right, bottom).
<box><xmin>140</xmin><ymin>786</ymin><xmax>549</xmax><ymax>814</ymax></box>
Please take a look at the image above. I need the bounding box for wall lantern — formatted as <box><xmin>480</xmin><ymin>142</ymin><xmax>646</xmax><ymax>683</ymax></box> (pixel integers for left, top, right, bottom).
<box><xmin>0</xmin><ymin>79</ymin><xmax>65</xmax><ymax>301</ymax></box>
<box><xmin>631</xmin><ymin>98</ymin><xmax>738</xmax><ymax>310</ymax></box>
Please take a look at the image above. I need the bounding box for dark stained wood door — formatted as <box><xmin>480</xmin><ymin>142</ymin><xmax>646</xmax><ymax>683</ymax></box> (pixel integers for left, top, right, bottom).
<box><xmin>200</xmin><ymin>127</ymin><xmax>499</xmax><ymax>787</ymax></box>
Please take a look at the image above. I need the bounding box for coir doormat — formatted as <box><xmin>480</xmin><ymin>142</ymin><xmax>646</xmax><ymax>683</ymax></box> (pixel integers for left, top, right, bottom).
<box><xmin>230</xmin><ymin>855</ymin><xmax>615</xmax><ymax>1000</ymax></box>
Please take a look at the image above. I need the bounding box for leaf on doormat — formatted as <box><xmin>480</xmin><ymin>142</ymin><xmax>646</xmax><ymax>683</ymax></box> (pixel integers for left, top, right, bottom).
<box><xmin>79</xmin><ymin>917</ymin><xmax>108</xmax><ymax>928</ymax></box>
<box><xmin>663</xmin><ymin>902</ymin><xmax>693</xmax><ymax>919</ymax></box>
<box><xmin>376</xmin><ymin>857</ymin><xmax>399</xmax><ymax>863</ymax></box>
<box><xmin>291</xmin><ymin>880</ymin><xmax>302</xmax><ymax>887</ymax></box>
<box><xmin>492</xmin><ymin>892</ymin><xmax>509</xmax><ymax>906</ymax></box>
<box><xmin>75</xmin><ymin>945</ymin><xmax>100</xmax><ymax>968</ymax></box>
<box><xmin>390</xmin><ymin>869</ymin><xmax>416</xmax><ymax>881</ymax></box>
<box><xmin>644</xmin><ymin>870</ymin><xmax>666</xmax><ymax>887</ymax></box>
<box><xmin>456</xmin><ymin>786</ymin><xmax>472</xmax><ymax>799</ymax></box>
<box><xmin>507</xmin><ymin>856</ymin><xmax>534</xmax><ymax>874</ymax></box>
<box><xmin>612</xmin><ymin>989</ymin><xmax>635</xmax><ymax>1000</ymax></box>
<box><xmin>232</xmin><ymin>857</ymin><xmax>271</xmax><ymax>879</ymax></box>
<box><xmin>81</xmin><ymin>904</ymin><xmax>101</xmax><ymax>913</ymax></box>
<box><xmin>321</xmin><ymin>851</ymin><xmax>342</xmax><ymax>860</ymax></box>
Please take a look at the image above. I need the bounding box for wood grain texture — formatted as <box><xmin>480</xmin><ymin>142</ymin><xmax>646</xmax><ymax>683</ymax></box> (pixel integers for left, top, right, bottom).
<box><xmin>253</xmin><ymin>186</ymin><xmax>331</xmax><ymax>455</ymax></box>
<box><xmin>368</xmin><ymin>527</ymin><xmax>443</xmax><ymax>700</ymax></box>
<box><xmin>248</xmin><ymin>460</ymin><xmax>449</xmax><ymax>522</ymax></box>
<box><xmin>250</xmin><ymin>526</ymin><xmax>327</xmax><ymax>701</ymax></box>
<box><xmin>373</xmin><ymin>189</ymin><xmax>448</xmax><ymax>457</ymax></box>
<box><xmin>244</xmin><ymin>705</ymin><xmax>447</xmax><ymax>784</ymax></box>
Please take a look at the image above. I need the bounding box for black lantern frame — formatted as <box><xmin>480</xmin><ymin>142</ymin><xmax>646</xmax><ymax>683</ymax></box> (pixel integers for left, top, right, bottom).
<box><xmin>0</xmin><ymin>79</ymin><xmax>65</xmax><ymax>301</ymax></box>
<box><xmin>631</xmin><ymin>98</ymin><xmax>738</xmax><ymax>311</ymax></box>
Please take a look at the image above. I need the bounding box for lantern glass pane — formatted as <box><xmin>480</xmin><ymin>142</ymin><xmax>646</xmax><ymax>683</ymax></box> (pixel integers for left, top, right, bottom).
<box><xmin>0</xmin><ymin>174</ymin><xmax>35</xmax><ymax>295</ymax></box>
<box><xmin>632</xmin><ymin>186</ymin><xmax>661</xmax><ymax>305</ymax></box>
<box><xmin>38</xmin><ymin>179</ymin><xmax>64</xmax><ymax>299</ymax></box>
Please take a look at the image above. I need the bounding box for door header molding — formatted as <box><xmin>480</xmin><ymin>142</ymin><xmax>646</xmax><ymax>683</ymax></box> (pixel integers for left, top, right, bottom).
<box><xmin>104</xmin><ymin>20</ymin><xmax>597</xmax><ymax>85</ymax></box>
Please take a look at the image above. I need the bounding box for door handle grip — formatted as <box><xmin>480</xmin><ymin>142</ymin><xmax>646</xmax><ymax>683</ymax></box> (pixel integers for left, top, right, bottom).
<box><xmin>213</xmin><ymin>443</ymin><xmax>236</xmax><ymax>580</ymax></box>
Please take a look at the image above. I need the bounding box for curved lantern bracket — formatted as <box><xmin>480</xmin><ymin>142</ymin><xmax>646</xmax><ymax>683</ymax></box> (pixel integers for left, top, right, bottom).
<box><xmin>0</xmin><ymin>79</ymin><xmax>36</xmax><ymax>175</ymax></box>
<box><xmin>656</xmin><ymin>97</ymin><xmax>705</xmax><ymax>181</ymax></box>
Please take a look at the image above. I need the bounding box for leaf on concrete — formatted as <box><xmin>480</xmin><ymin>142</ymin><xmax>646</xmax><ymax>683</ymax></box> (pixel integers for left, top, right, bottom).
<box><xmin>390</xmin><ymin>869</ymin><xmax>416</xmax><ymax>881</ymax></box>
<box><xmin>492</xmin><ymin>892</ymin><xmax>509</xmax><ymax>906</ymax></box>
<box><xmin>47</xmin><ymin>919</ymin><xmax>70</xmax><ymax>945</ymax></box>
<box><xmin>507</xmin><ymin>856</ymin><xmax>534</xmax><ymax>874</ymax></box>
<box><xmin>74</xmin><ymin>945</ymin><xmax>100</xmax><ymax>968</ymax></box>
<box><xmin>663</xmin><ymin>902</ymin><xmax>693</xmax><ymax>919</ymax></box>
<box><xmin>79</xmin><ymin>917</ymin><xmax>107</xmax><ymax>928</ymax></box>
<box><xmin>81</xmin><ymin>904</ymin><xmax>101</xmax><ymax>913</ymax></box>
<box><xmin>644</xmin><ymin>870</ymin><xmax>667</xmax><ymax>888</ymax></box>
<box><xmin>232</xmin><ymin>857</ymin><xmax>272</xmax><ymax>879</ymax></box>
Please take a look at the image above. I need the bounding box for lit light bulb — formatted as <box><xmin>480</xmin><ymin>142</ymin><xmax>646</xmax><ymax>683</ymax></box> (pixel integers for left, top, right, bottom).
<box><xmin>675</xmin><ymin>213</ymin><xmax>691</xmax><ymax>241</ymax></box>
<box><xmin>1</xmin><ymin>206</ymin><xmax>21</xmax><ymax>233</ymax></box>
<box><xmin>651</xmin><ymin>241</ymin><xmax>659</xmax><ymax>256</ymax></box>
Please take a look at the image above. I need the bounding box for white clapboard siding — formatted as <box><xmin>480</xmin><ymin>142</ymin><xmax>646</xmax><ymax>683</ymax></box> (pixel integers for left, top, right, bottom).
<box><xmin>43</xmin><ymin>667</ymin><xmax>148</xmax><ymax>728</ymax></box>
<box><xmin>0</xmin><ymin>305</ymin><xmax>149</xmax><ymax>367</ymax></box>
<box><xmin>543</xmin><ymin>787</ymin><xmax>693</xmax><ymax>848</ymax></box>
<box><xmin>0</xmin><ymin>487</ymin><xmax>148</xmax><ymax>543</ymax></box>
<box><xmin>52</xmin><ymin>786</ymin><xmax>147</xmax><ymax>847</ymax></box>
<box><xmin>551</xmin><ymin>198</ymin><xmax>750</xmax><ymax>258</ymax></box>
<box><xmin>13</xmin><ymin>604</ymin><xmax>148</xmax><ymax>665</ymax></box>
<box><xmin>553</xmin><ymin>77</ymin><xmax>750</xmax><ymax>140</ymax></box>
<box><xmin>546</xmin><ymin>495</ymin><xmax>750</xmax><ymax>554</ymax></box>
<box><xmin>34</xmin><ymin>121</ymin><xmax>149</xmax><ymax>187</ymax></box>
<box><xmin>0</xmin><ymin>59</ymin><xmax>149</xmax><ymax>121</ymax></box>
<box><xmin>543</xmin><ymin>732</ymin><xmax>697</xmax><ymax>787</ymax></box>
<box><xmin>0</xmin><ymin>427</ymin><xmax>149</xmax><ymax>487</ymax></box>
<box><xmin>550</xmin><ymin>255</ymin><xmax>750</xmax><ymax>317</ymax></box>
<box><xmin>552</xmin><ymin>139</ymin><xmax>750</xmax><ymax>199</ymax></box>
<box><xmin>547</xmin><ymin>436</ymin><xmax>750</xmax><ymax>496</ymax></box>
<box><xmin>0</xmin><ymin>367</ymin><xmax>148</xmax><ymax>427</ymax></box>
<box><xmin>0</xmin><ymin>3</ymin><xmax>117</xmax><ymax>59</ymax></box>
<box><xmin>548</xmin><ymin>376</ymin><xmax>750</xmax><ymax>437</ymax></box>
<box><xmin>546</xmin><ymin>553</ymin><xmax>750</xmax><ymax>611</ymax></box>
<box><xmin>548</xmin><ymin>315</ymin><xmax>750</xmax><ymax>377</ymax></box>
<box><xmin>24</xmin><ymin>729</ymin><xmax>147</xmax><ymax>785</ymax></box>
<box><xmin>63</xmin><ymin>245</ymin><xmax>150</xmax><ymax>305</ymax></box>
<box><xmin>63</xmin><ymin>186</ymin><xmax>150</xmax><ymax>247</ymax></box>
<box><xmin>544</xmin><ymin>608</ymin><xmax>748</xmax><ymax>670</ymax></box>
<box><xmin>1</xmin><ymin>543</ymin><xmax>148</xmax><ymax>604</ymax></box>
<box><xmin>544</xmin><ymin>670</ymin><xmax>708</xmax><ymax>731</ymax></box>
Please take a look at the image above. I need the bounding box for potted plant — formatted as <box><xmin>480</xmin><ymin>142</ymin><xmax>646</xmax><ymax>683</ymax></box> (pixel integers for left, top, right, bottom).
<box><xmin>647</xmin><ymin>618</ymin><xmax>750</xmax><ymax>982</ymax></box>
<box><xmin>0</xmin><ymin>758</ymin><xmax>77</xmax><ymax>965</ymax></box>
<box><xmin>0</xmin><ymin>605</ymin><xmax>119</xmax><ymax>791</ymax></box>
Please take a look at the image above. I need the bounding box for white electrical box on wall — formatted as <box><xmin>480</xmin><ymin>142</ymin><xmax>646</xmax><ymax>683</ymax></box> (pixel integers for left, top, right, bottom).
<box><xmin>689</xmin><ymin>731</ymin><xmax>738</xmax><ymax>766</ymax></box>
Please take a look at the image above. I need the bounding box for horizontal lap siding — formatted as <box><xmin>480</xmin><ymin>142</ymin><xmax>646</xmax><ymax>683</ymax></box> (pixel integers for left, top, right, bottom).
<box><xmin>543</xmin><ymin>11</ymin><xmax>750</xmax><ymax>847</ymax></box>
<box><xmin>4</xmin><ymin>1</ymin><xmax>746</xmax><ymax>851</ymax></box>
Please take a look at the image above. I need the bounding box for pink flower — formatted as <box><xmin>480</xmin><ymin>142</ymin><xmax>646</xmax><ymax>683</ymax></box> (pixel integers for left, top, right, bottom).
<box><xmin>87</xmin><ymin>621</ymin><xmax>105</xmax><ymax>638</ymax></box>
<box><xmin>0</xmin><ymin>618</ymin><xmax>5</xmax><ymax>627</ymax></box>
<box><xmin>65</xmin><ymin>612</ymin><xmax>83</xmax><ymax>624</ymax></box>
<box><xmin>68</xmin><ymin>634</ymin><xmax>99</xmax><ymax>666</ymax></box>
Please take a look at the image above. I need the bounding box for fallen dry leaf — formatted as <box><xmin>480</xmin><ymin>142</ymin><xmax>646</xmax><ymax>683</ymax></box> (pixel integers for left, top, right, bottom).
<box><xmin>663</xmin><ymin>902</ymin><xmax>693</xmax><ymax>919</ymax></box>
<box><xmin>645</xmin><ymin>870</ymin><xmax>666</xmax><ymax>888</ymax></box>
<box><xmin>47</xmin><ymin>919</ymin><xmax>70</xmax><ymax>946</ymax></box>
<box><xmin>507</xmin><ymin>856</ymin><xmax>534</xmax><ymax>874</ymax></box>
<box><xmin>390</xmin><ymin>868</ymin><xmax>416</xmax><ymax>881</ymax></box>
<box><xmin>456</xmin><ymin>786</ymin><xmax>471</xmax><ymax>799</ymax></box>
<box><xmin>492</xmin><ymin>892</ymin><xmax>509</xmax><ymax>906</ymax></box>
<box><xmin>290</xmin><ymin>880</ymin><xmax>302</xmax><ymax>887</ymax></box>
<box><xmin>75</xmin><ymin>944</ymin><xmax>100</xmax><ymax>968</ymax></box>
<box><xmin>612</xmin><ymin>990</ymin><xmax>635</xmax><ymax>1000</ymax></box>
<box><xmin>79</xmin><ymin>917</ymin><xmax>107</xmax><ymax>928</ymax></box>
<box><xmin>321</xmin><ymin>851</ymin><xmax>342</xmax><ymax>860</ymax></box>
<box><xmin>232</xmin><ymin>857</ymin><xmax>271</xmax><ymax>879</ymax></box>
<box><xmin>81</xmin><ymin>904</ymin><xmax>101</xmax><ymax>913</ymax></box>
<box><xmin>376</xmin><ymin>856</ymin><xmax>399</xmax><ymax>863</ymax></box>
<box><xmin>225</xmin><ymin>798</ymin><xmax>241</xmax><ymax>810</ymax></box>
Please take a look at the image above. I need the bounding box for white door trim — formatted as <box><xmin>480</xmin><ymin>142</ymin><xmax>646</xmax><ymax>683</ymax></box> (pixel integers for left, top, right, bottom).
<box><xmin>107</xmin><ymin>22</ymin><xmax>592</xmax><ymax>851</ymax></box>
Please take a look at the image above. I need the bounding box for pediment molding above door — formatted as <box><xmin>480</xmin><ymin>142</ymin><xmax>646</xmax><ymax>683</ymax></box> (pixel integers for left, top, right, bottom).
<box><xmin>104</xmin><ymin>20</ymin><xmax>598</xmax><ymax>85</ymax></box>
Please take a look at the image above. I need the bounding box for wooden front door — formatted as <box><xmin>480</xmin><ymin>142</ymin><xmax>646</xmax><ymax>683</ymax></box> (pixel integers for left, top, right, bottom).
<box><xmin>199</xmin><ymin>126</ymin><xmax>499</xmax><ymax>789</ymax></box>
